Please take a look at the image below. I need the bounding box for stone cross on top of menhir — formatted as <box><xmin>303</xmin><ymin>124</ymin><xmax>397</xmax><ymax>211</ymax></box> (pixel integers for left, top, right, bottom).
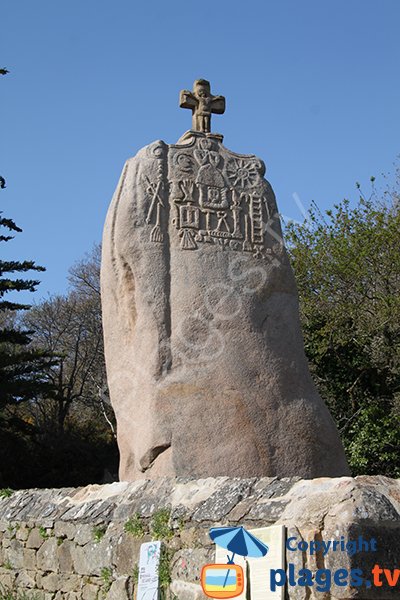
<box><xmin>179</xmin><ymin>79</ymin><xmax>225</xmax><ymax>133</ymax></box>
<box><xmin>101</xmin><ymin>79</ymin><xmax>350</xmax><ymax>482</ymax></box>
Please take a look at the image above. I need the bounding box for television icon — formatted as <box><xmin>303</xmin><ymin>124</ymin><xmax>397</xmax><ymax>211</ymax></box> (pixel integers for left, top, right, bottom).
<box><xmin>201</xmin><ymin>563</ymin><xmax>244</xmax><ymax>598</ymax></box>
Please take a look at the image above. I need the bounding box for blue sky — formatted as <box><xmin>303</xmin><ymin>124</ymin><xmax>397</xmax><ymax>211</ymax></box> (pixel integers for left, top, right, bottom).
<box><xmin>2</xmin><ymin>0</ymin><xmax>399</xmax><ymax>302</ymax></box>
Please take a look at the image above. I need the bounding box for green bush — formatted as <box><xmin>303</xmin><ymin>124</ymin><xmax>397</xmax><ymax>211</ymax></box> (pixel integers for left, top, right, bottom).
<box><xmin>286</xmin><ymin>181</ymin><xmax>400</xmax><ymax>476</ymax></box>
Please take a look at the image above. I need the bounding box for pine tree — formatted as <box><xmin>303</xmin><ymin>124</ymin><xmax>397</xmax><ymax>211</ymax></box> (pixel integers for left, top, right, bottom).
<box><xmin>0</xmin><ymin>67</ymin><xmax>53</xmax><ymax>408</ymax></box>
<box><xmin>0</xmin><ymin>206</ymin><xmax>53</xmax><ymax>406</ymax></box>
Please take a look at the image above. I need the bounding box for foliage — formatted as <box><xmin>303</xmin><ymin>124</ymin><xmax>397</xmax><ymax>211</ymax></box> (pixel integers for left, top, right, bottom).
<box><xmin>3</xmin><ymin>58</ymin><xmax>395</xmax><ymax>486</ymax></box>
<box><xmin>132</xmin><ymin>564</ymin><xmax>139</xmax><ymax>585</ymax></box>
<box><xmin>158</xmin><ymin>546</ymin><xmax>174</xmax><ymax>592</ymax></box>
<box><xmin>0</xmin><ymin>63</ymin><xmax>53</xmax><ymax>409</ymax></box>
<box><xmin>0</xmin><ymin>245</ymin><xmax>118</xmax><ymax>489</ymax></box>
<box><xmin>19</xmin><ymin>243</ymin><xmax>115</xmax><ymax>442</ymax></box>
<box><xmin>285</xmin><ymin>172</ymin><xmax>400</xmax><ymax>476</ymax></box>
<box><xmin>150</xmin><ymin>509</ymin><xmax>173</xmax><ymax>540</ymax></box>
<box><xmin>101</xmin><ymin>567</ymin><xmax>112</xmax><ymax>581</ymax></box>
<box><xmin>100</xmin><ymin>567</ymin><xmax>113</xmax><ymax>592</ymax></box>
<box><xmin>0</xmin><ymin>67</ymin><xmax>57</xmax><ymax>490</ymax></box>
<box><xmin>38</xmin><ymin>526</ymin><xmax>49</xmax><ymax>539</ymax></box>
<box><xmin>0</xmin><ymin>586</ymin><xmax>40</xmax><ymax>600</ymax></box>
<box><xmin>92</xmin><ymin>525</ymin><xmax>107</xmax><ymax>542</ymax></box>
<box><xmin>22</xmin><ymin>290</ymin><xmax>105</xmax><ymax>435</ymax></box>
<box><xmin>7</xmin><ymin>523</ymin><xmax>19</xmax><ymax>538</ymax></box>
<box><xmin>347</xmin><ymin>402</ymin><xmax>400</xmax><ymax>475</ymax></box>
<box><xmin>0</xmin><ymin>197</ymin><xmax>54</xmax><ymax>409</ymax></box>
<box><xmin>0</xmin><ymin>411</ymin><xmax>118</xmax><ymax>488</ymax></box>
<box><xmin>1</xmin><ymin>72</ymin><xmax>116</xmax><ymax>489</ymax></box>
<box><xmin>132</xmin><ymin>545</ymin><xmax>175</xmax><ymax>596</ymax></box>
<box><xmin>124</xmin><ymin>513</ymin><xmax>146</xmax><ymax>538</ymax></box>
<box><xmin>68</xmin><ymin>243</ymin><xmax>101</xmax><ymax>298</ymax></box>
<box><xmin>0</xmin><ymin>488</ymin><xmax>13</xmax><ymax>498</ymax></box>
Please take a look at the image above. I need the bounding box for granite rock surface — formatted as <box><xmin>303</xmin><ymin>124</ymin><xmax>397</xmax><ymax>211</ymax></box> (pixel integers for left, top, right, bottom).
<box><xmin>101</xmin><ymin>130</ymin><xmax>349</xmax><ymax>481</ymax></box>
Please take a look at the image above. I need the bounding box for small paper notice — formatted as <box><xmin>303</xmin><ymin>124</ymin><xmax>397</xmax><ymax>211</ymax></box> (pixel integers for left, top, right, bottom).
<box><xmin>215</xmin><ymin>525</ymin><xmax>285</xmax><ymax>600</ymax></box>
<box><xmin>137</xmin><ymin>541</ymin><xmax>161</xmax><ymax>600</ymax></box>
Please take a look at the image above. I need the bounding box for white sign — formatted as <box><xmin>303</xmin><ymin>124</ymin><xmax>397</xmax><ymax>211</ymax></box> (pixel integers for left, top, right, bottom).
<box><xmin>137</xmin><ymin>541</ymin><xmax>161</xmax><ymax>600</ymax></box>
<box><xmin>215</xmin><ymin>525</ymin><xmax>285</xmax><ymax>600</ymax></box>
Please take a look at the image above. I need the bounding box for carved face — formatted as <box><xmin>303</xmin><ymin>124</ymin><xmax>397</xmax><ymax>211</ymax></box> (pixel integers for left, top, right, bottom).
<box><xmin>177</xmin><ymin>153</ymin><xmax>194</xmax><ymax>173</ymax></box>
<box><xmin>195</xmin><ymin>80</ymin><xmax>211</xmax><ymax>98</ymax></box>
<box><xmin>198</xmin><ymin>138</ymin><xmax>214</xmax><ymax>151</ymax></box>
<box><xmin>208</xmin><ymin>188</ymin><xmax>221</xmax><ymax>202</ymax></box>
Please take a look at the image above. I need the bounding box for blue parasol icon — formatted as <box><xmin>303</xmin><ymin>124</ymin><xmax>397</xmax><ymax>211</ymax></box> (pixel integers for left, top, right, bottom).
<box><xmin>209</xmin><ymin>526</ymin><xmax>269</xmax><ymax>589</ymax></box>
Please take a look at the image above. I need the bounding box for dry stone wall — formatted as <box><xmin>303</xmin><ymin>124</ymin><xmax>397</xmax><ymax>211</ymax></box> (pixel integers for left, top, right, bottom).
<box><xmin>0</xmin><ymin>476</ymin><xmax>399</xmax><ymax>599</ymax></box>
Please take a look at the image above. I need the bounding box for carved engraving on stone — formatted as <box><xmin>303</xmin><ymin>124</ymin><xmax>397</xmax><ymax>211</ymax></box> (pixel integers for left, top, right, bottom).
<box><xmin>101</xmin><ymin>83</ymin><xmax>350</xmax><ymax>483</ymax></box>
<box><xmin>169</xmin><ymin>137</ymin><xmax>271</xmax><ymax>257</ymax></box>
<box><xmin>142</xmin><ymin>137</ymin><xmax>271</xmax><ymax>256</ymax></box>
<box><xmin>174</xmin><ymin>152</ymin><xmax>195</xmax><ymax>173</ymax></box>
<box><xmin>226</xmin><ymin>158</ymin><xmax>260</xmax><ymax>189</ymax></box>
<box><xmin>179</xmin><ymin>79</ymin><xmax>225</xmax><ymax>133</ymax></box>
<box><xmin>142</xmin><ymin>143</ymin><xmax>167</xmax><ymax>243</ymax></box>
<box><xmin>143</xmin><ymin>176</ymin><xmax>165</xmax><ymax>242</ymax></box>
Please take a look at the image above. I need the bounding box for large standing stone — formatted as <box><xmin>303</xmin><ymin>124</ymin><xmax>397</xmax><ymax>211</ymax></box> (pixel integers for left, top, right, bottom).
<box><xmin>101</xmin><ymin>80</ymin><xmax>349</xmax><ymax>481</ymax></box>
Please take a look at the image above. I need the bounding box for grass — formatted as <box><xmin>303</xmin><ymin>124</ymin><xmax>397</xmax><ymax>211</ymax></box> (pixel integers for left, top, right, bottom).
<box><xmin>158</xmin><ymin>547</ymin><xmax>173</xmax><ymax>588</ymax></box>
<box><xmin>0</xmin><ymin>489</ymin><xmax>13</xmax><ymax>499</ymax></box>
<box><xmin>92</xmin><ymin>525</ymin><xmax>107</xmax><ymax>543</ymax></box>
<box><xmin>0</xmin><ymin>586</ymin><xmax>40</xmax><ymax>600</ymax></box>
<box><xmin>38</xmin><ymin>526</ymin><xmax>49</xmax><ymax>540</ymax></box>
<box><xmin>150</xmin><ymin>509</ymin><xmax>173</xmax><ymax>540</ymax></box>
<box><xmin>158</xmin><ymin>547</ymin><xmax>178</xmax><ymax>600</ymax></box>
<box><xmin>124</xmin><ymin>514</ymin><xmax>145</xmax><ymax>538</ymax></box>
<box><xmin>132</xmin><ymin>564</ymin><xmax>139</xmax><ymax>585</ymax></box>
<box><xmin>100</xmin><ymin>567</ymin><xmax>113</xmax><ymax>593</ymax></box>
<box><xmin>6</xmin><ymin>524</ymin><xmax>18</xmax><ymax>539</ymax></box>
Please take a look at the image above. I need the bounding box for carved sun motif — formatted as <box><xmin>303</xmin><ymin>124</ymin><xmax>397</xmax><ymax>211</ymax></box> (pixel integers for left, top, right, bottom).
<box><xmin>226</xmin><ymin>158</ymin><xmax>259</xmax><ymax>189</ymax></box>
